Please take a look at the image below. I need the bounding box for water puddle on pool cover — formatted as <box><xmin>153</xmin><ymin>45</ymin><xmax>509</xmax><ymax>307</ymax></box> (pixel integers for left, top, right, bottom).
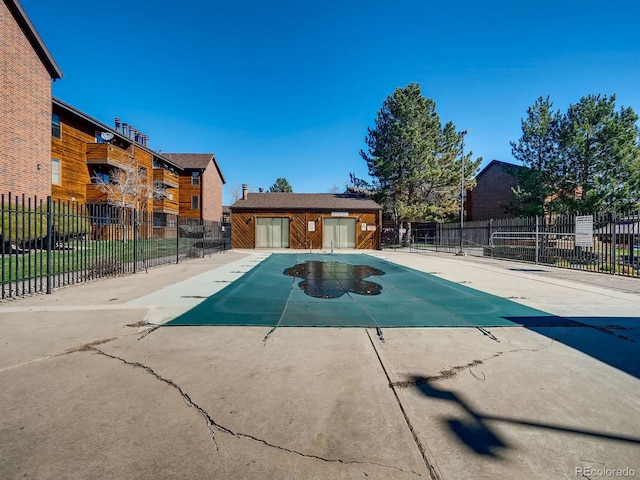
<box><xmin>284</xmin><ymin>260</ymin><xmax>385</xmax><ymax>299</ymax></box>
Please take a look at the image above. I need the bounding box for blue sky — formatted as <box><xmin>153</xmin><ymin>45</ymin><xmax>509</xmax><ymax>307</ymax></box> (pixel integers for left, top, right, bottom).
<box><xmin>21</xmin><ymin>0</ymin><xmax>640</xmax><ymax>205</ymax></box>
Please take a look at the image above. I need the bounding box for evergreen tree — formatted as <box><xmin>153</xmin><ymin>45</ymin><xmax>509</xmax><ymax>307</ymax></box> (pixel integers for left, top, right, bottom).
<box><xmin>509</xmin><ymin>96</ymin><xmax>562</xmax><ymax>216</ymax></box>
<box><xmin>357</xmin><ymin>83</ymin><xmax>481</xmax><ymax>243</ymax></box>
<box><xmin>268</xmin><ymin>177</ymin><xmax>293</xmax><ymax>192</ymax></box>
<box><xmin>510</xmin><ymin>94</ymin><xmax>640</xmax><ymax>214</ymax></box>
<box><xmin>557</xmin><ymin>94</ymin><xmax>640</xmax><ymax>212</ymax></box>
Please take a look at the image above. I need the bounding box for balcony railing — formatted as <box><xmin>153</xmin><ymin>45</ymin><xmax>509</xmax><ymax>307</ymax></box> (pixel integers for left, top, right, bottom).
<box><xmin>86</xmin><ymin>143</ymin><xmax>133</xmax><ymax>168</ymax></box>
<box><xmin>153</xmin><ymin>197</ymin><xmax>179</xmax><ymax>214</ymax></box>
<box><xmin>153</xmin><ymin>169</ymin><xmax>179</xmax><ymax>188</ymax></box>
<box><xmin>86</xmin><ymin>183</ymin><xmax>135</xmax><ymax>207</ymax></box>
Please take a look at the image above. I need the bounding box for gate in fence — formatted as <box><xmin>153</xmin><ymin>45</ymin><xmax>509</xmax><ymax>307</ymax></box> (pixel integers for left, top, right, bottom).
<box><xmin>385</xmin><ymin>211</ymin><xmax>639</xmax><ymax>278</ymax></box>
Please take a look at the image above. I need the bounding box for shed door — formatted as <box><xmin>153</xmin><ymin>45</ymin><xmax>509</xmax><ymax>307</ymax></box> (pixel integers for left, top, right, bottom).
<box><xmin>256</xmin><ymin>217</ymin><xmax>289</xmax><ymax>248</ymax></box>
<box><xmin>323</xmin><ymin>218</ymin><xmax>356</xmax><ymax>249</ymax></box>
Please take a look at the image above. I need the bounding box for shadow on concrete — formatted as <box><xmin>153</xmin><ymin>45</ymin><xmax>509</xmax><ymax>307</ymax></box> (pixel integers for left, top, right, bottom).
<box><xmin>412</xmin><ymin>379</ymin><xmax>509</xmax><ymax>457</ymax></box>
<box><xmin>412</xmin><ymin>376</ymin><xmax>640</xmax><ymax>457</ymax></box>
<box><xmin>502</xmin><ymin>316</ymin><xmax>640</xmax><ymax>379</ymax></box>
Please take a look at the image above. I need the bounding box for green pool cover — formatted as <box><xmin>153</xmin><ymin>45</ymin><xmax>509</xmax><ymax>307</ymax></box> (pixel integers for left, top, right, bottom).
<box><xmin>165</xmin><ymin>253</ymin><xmax>570</xmax><ymax>328</ymax></box>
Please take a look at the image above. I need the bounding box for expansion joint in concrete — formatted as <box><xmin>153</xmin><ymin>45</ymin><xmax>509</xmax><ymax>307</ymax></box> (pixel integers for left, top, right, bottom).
<box><xmin>365</xmin><ymin>330</ymin><xmax>443</xmax><ymax>480</ymax></box>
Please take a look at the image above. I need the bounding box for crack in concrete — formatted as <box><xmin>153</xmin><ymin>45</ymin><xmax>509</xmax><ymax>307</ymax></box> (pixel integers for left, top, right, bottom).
<box><xmin>89</xmin><ymin>346</ymin><xmax>424</xmax><ymax>477</ymax></box>
<box><xmin>392</xmin><ymin>358</ymin><xmax>492</xmax><ymax>388</ymax></box>
<box><xmin>391</xmin><ymin>338</ymin><xmax>561</xmax><ymax>388</ymax></box>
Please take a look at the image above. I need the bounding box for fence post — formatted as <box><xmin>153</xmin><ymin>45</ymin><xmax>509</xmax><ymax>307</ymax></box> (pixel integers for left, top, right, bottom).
<box><xmin>610</xmin><ymin>212</ymin><xmax>616</xmax><ymax>274</ymax></box>
<box><xmin>176</xmin><ymin>217</ymin><xmax>180</xmax><ymax>264</ymax></box>
<box><xmin>535</xmin><ymin>215</ymin><xmax>539</xmax><ymax>265</ymax></box>
<box><xmin>133</xmin><ymin>209</ymin><xmax>138</xmax><ymax>274</ymax></box>
<box><xmin>488</xmin><ymin>218</ymin><xmax>493</xmax><ymax>259</ymax></box>
<box><xmin>46</xmin><ymin>196</ymin><xmax>52</xmax><ymax>294</ymax></box>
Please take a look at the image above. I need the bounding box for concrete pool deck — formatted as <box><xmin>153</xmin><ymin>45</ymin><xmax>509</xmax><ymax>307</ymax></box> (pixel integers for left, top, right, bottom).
<box><xmin>1</xmin><ymin>249</ymin><xmax>639</xmax><ymax>479</ymax></box>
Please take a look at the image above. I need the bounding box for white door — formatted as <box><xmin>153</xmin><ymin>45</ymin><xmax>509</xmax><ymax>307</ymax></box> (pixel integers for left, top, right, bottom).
<box><xmin>256</xmin><ymin>217</ymin><xmax>289</xmax><ymax>248</ymax></box>
<box><xmin>323</xmin><ymin>218</ymin><xmax>356</xmax><ymax>249</ymax></box>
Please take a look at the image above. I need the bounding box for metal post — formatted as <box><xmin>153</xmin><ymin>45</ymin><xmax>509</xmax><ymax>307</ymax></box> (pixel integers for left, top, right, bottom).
<box><xmin>457</xmin><ymin>130</ymin><xmax>468</xmax><ymax>255</ymax></box>
<box><xmin>46</xmin><ymin>196</ymin><xmax>52</xmax><ymax>294</ymax></box>
<box><xmin>610</xmin><ymin>212</ymin><xmax>616</xmax><ymax>274</ymax></box>
<box><xmin>536</xmin><ymin>215</ymin><xmax>540</xmax><ymax>265</ymax></box>
<box><xmin>489</xmin><ymin>218</ymin><xmax>493</xmax><ymax>259</ymax></box>
<box><xmin>133</xmin><ymin>209</ymin><xmax>138</xmax><ymax>274</ymax></box>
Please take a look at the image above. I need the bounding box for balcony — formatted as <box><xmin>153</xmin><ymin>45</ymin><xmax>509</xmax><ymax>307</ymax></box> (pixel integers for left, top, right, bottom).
<box><xmin>86</xmin><ymin>183</ymin><xmax>135</xmax><ymax>207</ymax></box>
<box><xmin>153</xmin><ymin>168</ymin><xmax>179</xmax><ymax>188</ymax></box>
<box><xmin>153</xmin><ymin>197</ymin><xmax>179</xmax><ymax>214</ymax></box>
<box><xmin>86</xmin><ymin>143</ymin><xmax>133</xmax><ymax>169</ymax></box>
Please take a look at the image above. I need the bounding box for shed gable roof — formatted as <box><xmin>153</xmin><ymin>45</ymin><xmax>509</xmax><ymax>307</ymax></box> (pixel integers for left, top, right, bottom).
<box><xmin>230</xmin><ymin>193</ymin><xmax>382</xmax><ymax>211</ymax></box>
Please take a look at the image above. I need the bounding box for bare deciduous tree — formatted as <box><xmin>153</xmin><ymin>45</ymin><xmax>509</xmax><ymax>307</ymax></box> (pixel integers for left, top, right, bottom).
<box><xmin>92</xmin><ymin>158</ymin><xmax>166</xmax><ymax>240</ymax></box>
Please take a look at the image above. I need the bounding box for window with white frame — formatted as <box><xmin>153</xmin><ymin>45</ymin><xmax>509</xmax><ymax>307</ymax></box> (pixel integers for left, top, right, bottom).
<box><xmin>51</xmin><ymin>158</ymin><xmax>61</xmax><ymax>185</ymax></box>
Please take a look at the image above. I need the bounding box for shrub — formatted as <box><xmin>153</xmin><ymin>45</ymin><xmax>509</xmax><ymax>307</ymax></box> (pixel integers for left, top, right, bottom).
<box><xmin>44</xmin><ymin>203</ymin><xmax>91</xmax><ymax>239</ymax></box>
<box><xmin>0</xmin><ymin>206</ymin><xmax>46</xmax><ymax>243</ymax></box>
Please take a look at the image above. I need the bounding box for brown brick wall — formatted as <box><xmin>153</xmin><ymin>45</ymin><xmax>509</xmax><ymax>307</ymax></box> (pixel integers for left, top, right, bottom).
<box><xmin>0</xmin><ymin>1</ymin><xmax>53</xmax><ymax>201</ymax></box>
<box><xmin>201</xmin><ymin>161</ymin><xmax>223</xmax><ymax>221</ymax></box>
<box><xmin>178</xmin><ymin>162</ymin><xmax>224</xmax><ymax>221</ymax></box>
<box><xmin>469</xmin><ymin>163</ymin><xmax>519</xmax><ymax>221</ymax></box>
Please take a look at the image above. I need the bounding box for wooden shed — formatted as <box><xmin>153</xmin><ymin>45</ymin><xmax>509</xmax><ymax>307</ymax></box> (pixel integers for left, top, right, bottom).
<box><xmin>230</xmin><ymin>190</ymin><xmax>382</xmax><ymax>250</ymax></box>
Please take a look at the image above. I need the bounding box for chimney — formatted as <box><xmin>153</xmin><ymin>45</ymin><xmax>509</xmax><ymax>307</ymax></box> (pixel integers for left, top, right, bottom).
<box><xmin>142</xmin><ymin>134</ymin><xmax>149</xmax><ymax>147</ymax></box>
<box><xmin>114</xmin><ymin>117</ymin><xmax>121</xmax><ymax>133</ymax></box>
<box><xmin>122</xmin><ymin>122</ymin><xmax>128</xmax><ymax>137</ymax></box>
<box><xmin>242</xmin><ymin>184</ymin><xmax>248</xmax><ymax>200</ymax></box>
<box><xmin>129</xmin><ymin>125</ymin><xmax>135</xmax><ymax>140</ymax></box>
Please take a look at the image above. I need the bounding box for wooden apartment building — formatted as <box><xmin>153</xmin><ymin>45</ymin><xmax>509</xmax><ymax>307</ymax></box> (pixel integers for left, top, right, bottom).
<box><xmin>162</xmin><ymin>153</ymin><xmax>226</xmax><ymax>223</ymax></box>
<box><xmin>51</xmin><ymin>99</ymin><xmax>225</xmax><ymax>237</ymax></box>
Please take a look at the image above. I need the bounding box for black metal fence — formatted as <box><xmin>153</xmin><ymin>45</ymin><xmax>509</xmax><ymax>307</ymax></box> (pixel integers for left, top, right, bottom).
<box><xmin>1</xmin><ymin>194</ymin><xmax>231</xmax><ymax>299</ymax></box>
<box><xmin>383</xmin><ymin>210</ymin><xmax>640</xmax><ymax>278</ymax></box>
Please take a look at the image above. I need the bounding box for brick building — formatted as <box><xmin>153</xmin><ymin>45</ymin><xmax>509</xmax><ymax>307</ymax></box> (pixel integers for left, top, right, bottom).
<box><xmin>162</xmin><ymin>154</ymin><xmax>226</xmax><ymax>222</ymax></box>
<box><xmin>467</xmin><ymin>160</ymin><xmax>524</xmax><ymax>221</ymax></box>
<box><xmin>1</xmin><ymin>0</ymin><xmax>62</xmax><ymax>200</ymax></box>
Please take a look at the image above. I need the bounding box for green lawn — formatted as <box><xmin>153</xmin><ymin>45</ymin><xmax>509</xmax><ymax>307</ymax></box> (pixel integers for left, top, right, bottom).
<box><xmin>1</xmin><ymin>237</ymin><xmax>208</xmax><ymax>282</ymax></box>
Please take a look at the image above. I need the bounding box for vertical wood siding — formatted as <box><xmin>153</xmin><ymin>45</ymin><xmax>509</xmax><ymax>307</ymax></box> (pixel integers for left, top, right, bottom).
<box><xmin>231</xmin><ymin>211</ymin><xmax>380</xmax><ymax>249</ymax></box>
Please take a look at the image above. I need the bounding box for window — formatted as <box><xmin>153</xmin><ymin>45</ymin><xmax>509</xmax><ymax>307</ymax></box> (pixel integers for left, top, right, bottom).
<box><xmin>92</xmin><ymin>171</ymin><xmax>111</xmax><ymax>184</ymax></box>
<box><xmin>191</xmin><ymin>172</ymin><xmax>200</xmax><ymax>185</ymax></box>
<box><xmin>51</xmin><ymin>158</ymin><xmax>61</xmax><ymax>185</ymax></box>
<box><xmin>52</xmin><ymin>113</ymin><xmax>61</xmax><ymax>139</ymax></box>
<box><xmin>153</xmin><ymin>213</ymin><xmax>166</xmax><ymax>227</ymax></box>
<box><xmin>191</xmin><ymin>195</ymin><xmax>199</xmax><ymax>209</ymax></box>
